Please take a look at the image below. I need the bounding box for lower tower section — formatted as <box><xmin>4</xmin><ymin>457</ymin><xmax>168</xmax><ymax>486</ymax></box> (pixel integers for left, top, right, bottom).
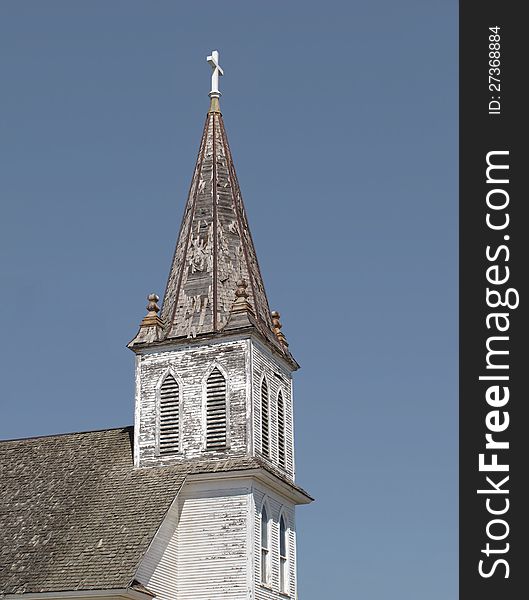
<box><xmin>135</xmin><ymin>472</ymin><xmax>309</xmax><ymax>600</ymax></box>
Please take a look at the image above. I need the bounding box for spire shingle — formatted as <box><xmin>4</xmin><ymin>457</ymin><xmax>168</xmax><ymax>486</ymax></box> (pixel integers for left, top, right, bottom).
<box><xmin>159</xmin><ymin>108</ymin><xmax>286</xmax><ymax>357</ymax></box>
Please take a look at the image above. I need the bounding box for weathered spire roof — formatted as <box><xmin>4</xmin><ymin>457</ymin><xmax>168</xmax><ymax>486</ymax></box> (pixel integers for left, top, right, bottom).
<box><xmin>129</xmin><ymin>52</ymin><xmax>295</xmax><ymax>364</ymax></box>
<box><xmin>157</xmin><ymin>103</ymin><xmax>289</xmax><ymax>357</ymax></box>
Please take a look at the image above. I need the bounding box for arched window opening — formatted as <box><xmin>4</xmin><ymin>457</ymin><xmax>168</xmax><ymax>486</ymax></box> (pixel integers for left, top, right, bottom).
<box><xmin>206</xmin><ymin>367</ymin><xmax>227</xmax><ymax>449</ymax></box>
<box><xmin>261</xmin><ymin>378</ymin><xmax>270</xmax><ymax>457</ymax></box>
<box><xmin>279</xmin><ymin>514</ymin><xmax>288</xmax><ymax>592</ymax></box>
<box><xmin>261</xmin><ymin>505</ymin><xmax>271</xmax><ymax>585</ymax></box>
<box><xmin>277</xmin><ymin>391</ymin><xmax>286</xmax><ymax>469</ymax></box>
<box><xmin>159</xmin><ymin>374</ymin><xmax>180</xmax><ymax>455</ymax></box>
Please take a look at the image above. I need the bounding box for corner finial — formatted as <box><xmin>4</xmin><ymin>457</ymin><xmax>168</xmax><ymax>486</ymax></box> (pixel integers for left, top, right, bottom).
<box><xmin>271</xmin><ymin>310</ymin><xmax>289</xmax><ymax>348</ymax></box>
<box><xmin>207</xmin><ymin>50</ymin><xmax>223</xmax><ymax>112</ymax></box>
<box><xmin>146</xmin><ymin>293</ymin><xmax>160</xmax><ymax>315</ymax></box>
<box><xmin>137</xmin><ymin>293</ymin><xmax>164</xmax><ymax>331</ymax></box>
<box><xmin>235</xmin><ymin>279</ymin><xmax>249</xmax><ymax>299</ymax></box>
<box><xmin>231</xmin><ymin>280</ymin><xmax>254</xmax><ymax>315</ymax></box>
<box><xmin>127</xmin><ymin>293</ymin><xmax>165</xmax><ymax>348</ymax></box>
<box><xmin>222</xmin><ymin>279</ymin><xmax>255</xmax><ymax>332</ymax></box>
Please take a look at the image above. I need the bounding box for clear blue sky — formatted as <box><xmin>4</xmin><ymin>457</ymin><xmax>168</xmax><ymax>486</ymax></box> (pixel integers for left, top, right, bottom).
<box><xmin>0</xmin><ymin>2</ymin><xmax>457</xmax><ymax>598</ymax></box>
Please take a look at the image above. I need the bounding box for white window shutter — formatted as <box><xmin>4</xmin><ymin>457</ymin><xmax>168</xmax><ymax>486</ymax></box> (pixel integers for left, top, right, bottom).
<box><xmin>277</xmin><ymin>391</ymin><xmax>286</xmax><ymax>468</ymax></box>
<box><xmin>159</xmin><ymin>375</ymin><xmax>180</xmax><ymax>454</ymax></box>
<box><xmin>261</xmin><ymin>378</ymin><xmax>270</xmax><ymax>457</ymax></box>
<box><xmin>206</xmin><ymin>368</ymin><xmax>227</xmax><ymax>449</ymax></box>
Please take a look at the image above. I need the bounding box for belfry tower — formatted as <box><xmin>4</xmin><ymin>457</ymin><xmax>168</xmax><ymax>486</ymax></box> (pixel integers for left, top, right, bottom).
<box><xmin>128</xmin><ymin>51</ymin><xmax>311</xmax><ymax>599</ymax></box>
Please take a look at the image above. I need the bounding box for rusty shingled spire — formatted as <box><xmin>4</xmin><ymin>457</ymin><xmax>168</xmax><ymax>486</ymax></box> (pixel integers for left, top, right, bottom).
<box><xmin>157</xmin><ymin>51</ymin><xmax>291</xmax><ymax>360</ymax></box>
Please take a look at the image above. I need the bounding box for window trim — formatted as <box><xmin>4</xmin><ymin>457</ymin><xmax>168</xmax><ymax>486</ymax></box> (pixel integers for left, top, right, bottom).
<box><xmin>260</xmin><ymin>374</ymin><xmax>270</xmax><ymax>458</ymax></box>
<box><xmin>278</xmin><ymin>509</ymin><xmax>290</xmax><ymax>595</ymax></box>
<box><xmin>277</xmin><ymin>388</ymin><xmax>287</xmax><ymax>470</ymax></box>
<box><xmin>155</xmin><ymin>368</ymin><xmax>183</xmax><ymax>456</ymax></box>
<box><xmin>260</xmin><ymin>499</ymin><xmax>272</xmax><ymax>587</ymax></box>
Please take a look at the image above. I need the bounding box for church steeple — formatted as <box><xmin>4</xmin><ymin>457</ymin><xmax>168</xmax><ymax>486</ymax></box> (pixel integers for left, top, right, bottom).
<box><xmin>126</xmin><ymin>55</ymin><xmax>310</xmax><ymax>598</ymax></box>
<box><xmin>130</xmin><ymin>50</ymin><xmax>293</xmax><ymax>365</ymax></box>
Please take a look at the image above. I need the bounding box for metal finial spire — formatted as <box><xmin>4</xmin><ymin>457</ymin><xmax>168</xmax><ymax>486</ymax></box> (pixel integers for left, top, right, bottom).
<box><xmin>207</xmin><ymin>50</ymin><xmax>223</xmax><ymax>112</ymax></box>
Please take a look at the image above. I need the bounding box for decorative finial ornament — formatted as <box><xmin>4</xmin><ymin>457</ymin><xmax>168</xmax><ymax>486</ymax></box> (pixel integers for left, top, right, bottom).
<box><xmin>231</xmin><ymin>280</ymin><xmax>254</xmax><ymax>315</ymax></box>
<box><xmin>207</xmin><ymin>50</ymin><xmax>223</xmax><ymax>112</ymax></box>
<box><xmin>271</xmin><ymin>310</ymin><xmax>289</xmax><ymax>348</ymax></box>
<box><xmin>222</xmin><ymin>279</ymin><xmax>255</xmax><ymax>331</ymax></box>
<box><xmin>139</xmin><ymin>293</ymin><xmax>164</xmax><ymax>328</ymax></box>
<box><xmin>146</xmin><ymin>293</ymin><xmax>160</xmax><ymax>315</ymax></box>
<box><xmin>235</xmin><ymin>279</ymin><xmax>249</xmax><ymax>299</ymax></box>
<box><xmin>127</xmin><ymin>293</ymin><xmax>165</xmax><ymax>348</ymax></box>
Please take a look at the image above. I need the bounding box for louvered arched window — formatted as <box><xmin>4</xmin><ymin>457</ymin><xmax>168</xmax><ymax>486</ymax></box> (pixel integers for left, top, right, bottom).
<box><xmin>261</xmin><ymin>504</ymin><xmax>271</xmax><ymax>585</ymax></box>
<box><xmin>159</xmin><ymin>374</ymin><xmax>180</xmax><ymax>455</ymax></box>
<box><xmin>206</xmin><ymin>367</ymin><xmax>227</xmax><ymax>449</ymax></box>
<box><xmin>277</xmin><ymin>390</ymin><xmax>286</xmax><ymax>469</ymax></box>
<box><xmin>279</xmin><ymin>514</ymin><xmax>289</xmax><ymax>592</ymax></box>
<box><xmin>261</xmin><ymin>378</ymin><xmax>270</xmax><ymax>457</ymax></box>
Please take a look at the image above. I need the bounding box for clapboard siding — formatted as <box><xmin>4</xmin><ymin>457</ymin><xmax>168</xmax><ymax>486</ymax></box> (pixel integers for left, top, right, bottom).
<box><xmin>177</xmin><ymin>483</ymin><xmax>250</xmax><ymax>599</ymax></box>
<box><xmin>135</xmin><ymin>477</ymin><xmax>299</xmax><ymax>600</ymax></box>
<box><xmin>253</xmin><ymin>486</ymin><xmax>297</xmax><ymax>600</ymax></box>
<box><xmin>135</xmin><ymin>496</ymin><xmax>180</xmax><ymax>600</ymax></box>
<box><xmin>251</xmin><ymin>342</ymin><xmax>295</xmax><ymax>477</ymax></box>
<box><xmin>135</xmin><ymin>335</ymin><xmax>296</xmax><ymax>475</ymax></box>
<box><xmin>135</xmin><ymin>338</ymin><xmax>249</xmax><ymax>467</ymax></box>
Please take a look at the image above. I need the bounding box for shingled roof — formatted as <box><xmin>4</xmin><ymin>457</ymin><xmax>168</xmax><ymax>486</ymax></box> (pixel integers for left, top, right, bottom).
<box><xmin>0</xmin><ymin>428</ymin><xmax>183</xmax><ymax>594</ymax></box>
<box><xmin>0</xmin><ymin>427</ymin><xmax>310</xmax><ymax>595</ymax></box>
<box><xmin>160</xmin><ymin>105</ymin><xmax>272</xmax><ymax>340</ymax></box>
<box><xmin>153</xmin><ymin>103</ymin><xmax>297</xmax><ymax>365</ymax></box>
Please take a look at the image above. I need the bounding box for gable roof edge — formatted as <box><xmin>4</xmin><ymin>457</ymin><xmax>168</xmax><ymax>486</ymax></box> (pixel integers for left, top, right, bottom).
<box><xmin>130</xmin><ymin>478</ymin><xmax>187</xmax><ymax>588</ymax></box>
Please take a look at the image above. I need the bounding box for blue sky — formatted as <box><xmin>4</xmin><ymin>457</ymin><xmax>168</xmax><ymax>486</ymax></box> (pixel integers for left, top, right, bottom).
<box><xmin>0</xmin><ymin>2</ymin><xmax>457</xmax><ymax>598</ymax></box>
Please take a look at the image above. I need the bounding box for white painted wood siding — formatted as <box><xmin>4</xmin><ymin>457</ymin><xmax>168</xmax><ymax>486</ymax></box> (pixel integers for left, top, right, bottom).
<box><xmin>135</xmin><ymin>338</ymin><xmax>250</xmax><ymax>467</ymax></box>
<box><xmin>177</xmin><ymin>481</ymin><xmax>251</xmax><ymax>599</ymax></box>
<box><xmin>136</xmin><ymin>477</ymin><xmax>299</xmax><ymax>600</ymax></box>
<box><xmin>251</xmin><ymin>341</ymin><xmax>295</xmax><ymax>478</ymax></box>
<box><xmin>135</xmin><ymin>495</ymin><xmax>180</xmax><ymax>600</ymax></box>
<box><xmin>253</xmin><ymin>485</ymin><xmax>297</xmax><ymax>600</ymax></box>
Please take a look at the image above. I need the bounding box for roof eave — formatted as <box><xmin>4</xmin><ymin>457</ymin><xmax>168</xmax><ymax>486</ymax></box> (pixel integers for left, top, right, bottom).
<box><xmin>2</xmin><ymin>587</ymin><xmax>155</xmax><ymax>600</ymax></box>
<box><xmin>186</xmin><ymin>466</ymin><xmax>313</xmax><ymax>505</ymax></box>
<box><xmin>128</xmin><ymin>325</ymin><xmax>300</xmax><ymax>371</ymax></box>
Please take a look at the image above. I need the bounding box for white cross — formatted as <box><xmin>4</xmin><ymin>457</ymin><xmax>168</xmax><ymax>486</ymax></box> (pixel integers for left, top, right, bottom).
<box><xmin>207</xmin><ymin>50</ymin><xmax>224</xmax><ymax>98</ymax></box>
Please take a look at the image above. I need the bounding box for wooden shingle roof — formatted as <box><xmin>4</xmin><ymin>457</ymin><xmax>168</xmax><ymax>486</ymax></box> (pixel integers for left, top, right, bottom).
<box><xmin>0</xmin><ymin>427</ymin><xmax>304</xmax><ymax>595</ymax></box>
<box><xmin>160</xmin><ymin>107</ymin><xmax>274</xmax><ymax>341</ymax></box>
<box><xmin>0</xmin><ymin>427</ymin><xmax>184</xmax><ymax>594</ymax></box>
<box><xmin>150</xmin><ymin>105</ymin><xmax>296</xmax><ymax>367</ymax></box>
